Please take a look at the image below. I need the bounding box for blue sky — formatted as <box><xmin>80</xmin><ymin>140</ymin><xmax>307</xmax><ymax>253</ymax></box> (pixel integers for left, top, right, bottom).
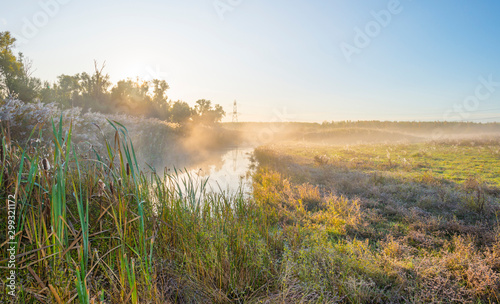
<box><xmin>2</xmin><ymin>0</ymin><xmax>500</xmax><ymax>122</ymax></box>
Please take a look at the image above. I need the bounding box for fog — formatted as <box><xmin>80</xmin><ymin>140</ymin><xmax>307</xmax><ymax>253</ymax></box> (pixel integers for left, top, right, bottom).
<box><xmin>131</xmin><ymin>121</ymin><xmax>500</xmax><ymax>185</ymax></box>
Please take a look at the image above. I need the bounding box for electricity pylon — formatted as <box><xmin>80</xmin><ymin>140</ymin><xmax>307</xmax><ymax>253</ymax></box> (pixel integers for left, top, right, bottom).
<box><xmin>232</xmin><ymin>100</ymin><xmax>238</xmax><ymax>123</ymax></box>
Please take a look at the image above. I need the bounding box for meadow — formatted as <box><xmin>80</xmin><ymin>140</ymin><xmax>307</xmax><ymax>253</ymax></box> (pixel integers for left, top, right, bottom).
<box><xmin>1</xmin><ymin>113</ymin><xmax>499</xmax><ymax>303</ymax></box>
<box><xmin>253</xmin><ymin>138</ymin><xmax>500</xmax><ymax>303</ymax></box>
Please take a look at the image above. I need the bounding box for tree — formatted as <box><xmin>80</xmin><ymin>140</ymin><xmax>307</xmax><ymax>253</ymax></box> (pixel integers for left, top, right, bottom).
<box><xmin>193</xmin><ymin>99</ymin><xmax>226</xmax><ymax>123</ymax></box>
<box><xmin>0</xmin><ymin>35</ymin><xmax>220</xmax><ymax>124</ymax></box>
<box><xmin>149</xmin><ymin>79</ymin><xmax>170</xmax><ymax>119</ymax></box>
<box><xmin>13</xmin><ymin>54</ymin><xmax>41</xmax><ymax>101</ymax></box>
<box><xmin>90</xmin><ymin>60</ymin><xmax>111</xmax><ymax>100</ymax></box>
<box><xmin>170</xmin><ymin>101</ymin><xmax>192</xmax><ymax>123</ymax></box>
<box><xmin>151</xmin><ymin>79</ymin><xmax>169</xmax><ymax>104</ymax></box>
<box><xmin>39</xmin><ymin>61</ymin><xmax>112</xmax><ymax>111</ymax></box>
<box><xmin>194</xmin><ymin>99</ymin><xmax>212</xmax><ymax>116</ymax></box>
<box><xmin>39</xmin><ymin>74</ymin><xmax>81</xmax><ymax>108</ymax></box>
<box><xmin>76</xmin><ymin>61</ymin><xmax>111</xmax><ymax>111</ymax></box>
<box><xmin>0</xmin><ymin>31</ymin><xmax>21</xmax><ymax>99</ymax></box>
<box><xmin>110</xmin><ymin>78</ymin><xmax>151</xmax><ymax>115</ymax></box>
<box><xmin>0</xmin><ymin>31</ymin><xmax>40</xmax><ymax>101</ymax></box>
<box><xmin>211</xmin><ymin>104</ymin><xmax>225</xmax><ymax>123</ymax></box>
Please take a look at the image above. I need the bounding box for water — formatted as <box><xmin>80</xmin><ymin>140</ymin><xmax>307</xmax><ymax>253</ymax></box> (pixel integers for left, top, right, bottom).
<box><xmin>167</xmin><ymin>147</ymin><xmax>256</xmax><ymax>196</ymax></box>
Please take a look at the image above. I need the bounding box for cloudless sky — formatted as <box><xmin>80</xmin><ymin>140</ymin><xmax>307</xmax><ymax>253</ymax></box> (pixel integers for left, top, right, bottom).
<box><xmin>2</xmin><ymin>0</ymin><xmax>500</xmax><ymax>122</ymax></box>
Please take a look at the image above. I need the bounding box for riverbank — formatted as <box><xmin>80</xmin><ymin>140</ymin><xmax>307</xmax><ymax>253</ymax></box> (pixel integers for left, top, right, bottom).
<box><xmin>2</xmin><ymin>117</ymin><xmax>500</xmax><ymax>303</ymax></box>
<box><xmin>0</xmin><ymin>121</ymin><xmax>268</xmax><ymax>303</ymax></box>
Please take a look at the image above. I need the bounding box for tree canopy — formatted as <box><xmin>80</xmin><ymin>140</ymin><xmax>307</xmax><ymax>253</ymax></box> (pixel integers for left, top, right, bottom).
<box><xmin>0</xmin><ymin>32</ymin><xmax>41</xmax><ymax>101</ymax></box>
<box><xmin>0</xmin><ymin>31</ymin><xmax>226</xmax><ymax>124</ymax></box>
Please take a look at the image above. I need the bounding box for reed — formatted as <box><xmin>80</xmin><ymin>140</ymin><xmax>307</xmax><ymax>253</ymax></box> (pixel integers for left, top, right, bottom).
<box><xmin>0</xmin><ymin>117</ymin><xmax>281</xmax><ymax>303</ymax></box>
<box><xmin>2</xmin><ymin>118</ymin><xmax>499</xmax><ymax>303</ymax></box>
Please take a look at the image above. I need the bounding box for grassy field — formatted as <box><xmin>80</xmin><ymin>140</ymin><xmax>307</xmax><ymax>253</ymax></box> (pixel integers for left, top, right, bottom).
<box><xmin>258</xmin><ymin>139</ymin><xmax>500</xmax><ymax>186</ymax></box>
<box><xmin>253</xmin><ymin>138</ymin><xmax>500</xmax><ymax>303</ymax></box>
<box><xmin>1</xmin><ymin>120</ymin><xmax>499</xmax><ymax>303</ymax></box>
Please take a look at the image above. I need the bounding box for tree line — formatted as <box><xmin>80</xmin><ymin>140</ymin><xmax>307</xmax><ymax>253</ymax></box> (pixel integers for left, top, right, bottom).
<box><xmin>0</xmin><ymin>31</ymin><xmax>225</xmax><ymax>124</ymax></box>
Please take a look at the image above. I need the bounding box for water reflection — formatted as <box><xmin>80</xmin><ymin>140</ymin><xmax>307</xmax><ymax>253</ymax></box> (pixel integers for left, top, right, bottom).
<box><xmin>182</xmin><ymin>147</ymin><xmax>255</xmax><ymax>196</ymax></box>
<box><xmin>143</xmin><ymin>146</ymin><xmax>255</xmax><ymax>196</ymax></box>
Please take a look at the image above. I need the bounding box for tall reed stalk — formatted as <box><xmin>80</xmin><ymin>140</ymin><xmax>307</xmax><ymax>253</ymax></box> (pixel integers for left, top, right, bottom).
<box><xmin>0</xmin><ymin>116</ymin><xmax>283</xmax><ymax>303</ymax></box>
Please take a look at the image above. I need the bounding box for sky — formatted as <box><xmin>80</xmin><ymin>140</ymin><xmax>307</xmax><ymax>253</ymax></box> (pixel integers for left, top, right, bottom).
<box><xmin>1</xmin><ymin>0</ymin><xmax>500</xmax><ymax>122</ymax></box>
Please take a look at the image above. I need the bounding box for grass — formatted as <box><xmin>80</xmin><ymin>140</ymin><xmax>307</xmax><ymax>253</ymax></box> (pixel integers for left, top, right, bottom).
<box><xmin>0</xmin><ymin>119</ymin><xmax>281</xmax><ymax>303</ymax></box>
<box><xmin>1</xmin><ymin>120</ymin><xmax>499</xmax><ymax>303</ymax></box>
<box><xmin>253</xmin><ymin>139</ymin><xmax>500</xmax><ymax>303</ymax></box>
<box><xmin>260</xmin><ymin>140</ymin><xmax>500</xmax><ymax>186</ymax></box>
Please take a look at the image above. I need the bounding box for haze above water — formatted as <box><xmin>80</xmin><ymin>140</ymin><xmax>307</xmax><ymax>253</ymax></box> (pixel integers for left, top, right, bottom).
<box><xmin>173</xmin><ymin>147</ymin><xmax>255</xmax><ymax>196</ymax></box>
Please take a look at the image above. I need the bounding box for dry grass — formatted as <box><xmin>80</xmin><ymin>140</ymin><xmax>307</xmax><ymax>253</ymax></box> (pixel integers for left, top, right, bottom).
<box><xmin>1</xmin><ymin>115</ymin><xmax>500</xmax><ymax>303</ymax></box>
<box><xmin>253</xmin><ymin>140</ymin><xmax>500</xmax><ymax>303</ymax></box>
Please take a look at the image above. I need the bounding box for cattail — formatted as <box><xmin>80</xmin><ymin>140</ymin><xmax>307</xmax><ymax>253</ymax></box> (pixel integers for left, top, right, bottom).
<box><xmin>5</xmin><ymin>120</ymin><xmax>11</xmax><ymax>148</ymax></box>
<box><xmin>126</xmin><ymin>163</ymin><xmax>130</xmax><ymax>176</ymax></box>
<box><xmin>117</xmin><ymin>178</ymin><xmax>122</xmax><ymax>187</ymax></box>
<box><xmin>97</xmin><ymin>179</ymin><xmax>106</xmax><ymax>197</ymax></box>
<box><xmin>41</xmin><ymin>158</ymin><xmax>51</xmax><ymax>171</ymax></box>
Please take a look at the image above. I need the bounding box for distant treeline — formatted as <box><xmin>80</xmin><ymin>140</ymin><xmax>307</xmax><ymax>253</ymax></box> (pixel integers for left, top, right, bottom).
<box><xmin>320</xmin><ymin>120</ymin><xmax>500</xmax><ymax>132</ymax></box>
<box><xmin>321</xmin><ymin>120</ymin><xmax>500</xmax><ymax>127</ymax></box>
<box><xmin>231</xmin><ymin>120</ymin><xmax>500</xmax><ymax>131</ymax></box>
<box><xmin>0</xmin><ymin>31</ymin><xmax>225</xmax><ymax>124</ymax></box>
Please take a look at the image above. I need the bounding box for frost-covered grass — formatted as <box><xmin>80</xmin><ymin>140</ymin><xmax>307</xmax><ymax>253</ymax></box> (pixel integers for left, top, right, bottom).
<box><xmin>2</xmin><ymin>101</ymin><xmax>499</xmax><ymax>303</ymax></box>
<box><xmin>258</xmin><ymin>140</ymin><xmax>500</xmax><ymax>187</ymax></box>
<box><xmin>0</xmin><ymin>98</ymin><xmax>179</xmax><ymax>155</ymax></box>
<box><xmin>252</xmin><ymin>141</ymin><xmax>500</xmax><ymax>303</ymax></box>
<box><xmin>0</xmin><ymin>118</ymin><xmax>276</xmax><ymax>303</ymax></box>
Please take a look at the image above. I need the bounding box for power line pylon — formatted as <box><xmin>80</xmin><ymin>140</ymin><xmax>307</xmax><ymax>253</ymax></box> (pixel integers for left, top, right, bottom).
<box><xmin>232</xmin><ymin>100</ymin><xmax>238</xmax><ymax>123</ymax></box>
